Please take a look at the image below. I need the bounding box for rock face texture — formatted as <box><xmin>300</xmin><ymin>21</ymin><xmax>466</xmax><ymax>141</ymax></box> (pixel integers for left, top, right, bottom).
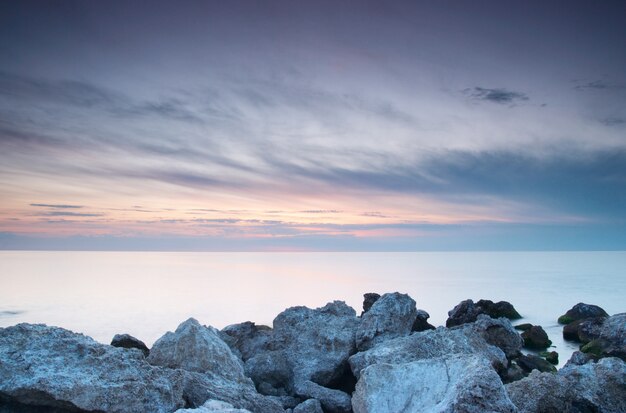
<box><xmin>174</xmin><ymin>400</ymin><xmax>252</xmax><ymax>413</ymax></box>
<box><xmin>355</xmin><ymin>292</ymin><xmax>417</xmax><ymax>351</ymax></box>
<box><xmin>349</xmin><ymin>315</ymin><xmax>522</xmax><ymax>379</ymax></box>
<box><xmin>110</xmin><ymin>333</ymin><xmax>150</xmax><ymax>356</ymax></box>
<box><xmin>245</xmin><ymin>301</ymin><xmax>359</xmax><ymax>396</ymax></box>
<box><xmin>446</xmin><ymin>299</ymin><xmax>521</xmax><ymax>327</ymax></box>
<box><xmin>352</xmin><ymin>355</ymin><xmax>517</xmax><ymax>413</ymax></box>
<box><xmin>558</xmin><ymin>302</ymin><xmax>609</xmax><ymax>325</ymax></box>
<box><xmin>294</xmin><ymin>381</ymin><xmax>352</xmax><ymax>413</ymax></box>
<box><xmin>0</xmin><ymin>323</ymin><xmax>186</xmax><ymax>413</ymax></box>
<box><xmin>0</xmin><ymin>323</ymin><xmax>284</xmax><ymax>413</ymax></box>
<box><xmin>148</xmin><ymin>318</ymin><xmax>248</xmax><ymax>383</ymax></box>
<box><xmin>521</xmin><ymin>325</ymin><xmax>552</xmax><ymax>349</ymax></box>
<box><xmin>506</xmin><ymin>357</ymin><xmax>626</xmax><ymax>413</ymax></box>
<box><xmin>293</xmin><ymin>399</ymin><xmax>324</xmax><ymax>413</ymax></box>
<box><xmin>220</xmin><ymin>321</ymin><xmax>272</xmax><ymax>362</ymax></box>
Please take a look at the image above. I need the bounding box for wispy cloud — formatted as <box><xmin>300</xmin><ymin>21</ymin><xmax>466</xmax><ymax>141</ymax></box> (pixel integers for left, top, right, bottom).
<box><xmin>31</xmin><ymin>203</ymin><xmax>83</xmax><ymax>209</ymax></box>
<box><xmin>463</xmin><ymin>87</ymin><xmax>529</xmax><ymax>105</ymax></box>
<box><xmin>574</xmin><ymin>80</ymin><xmax>626</xmax><ymax>91</ymax></box>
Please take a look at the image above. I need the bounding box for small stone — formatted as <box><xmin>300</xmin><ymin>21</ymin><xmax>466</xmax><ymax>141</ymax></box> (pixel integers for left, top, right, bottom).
<box><xmin>539</xmin><ymin>351</ymin><xmax>559</xmax><ymax>365</ymax></box>
<box><xmin>521</xmin><ymin>325</ymin><xmax>552</xmax><ymax>349</ymax></box>
<box><xmin>111</xmin><ymin>333</ymin><xmax>150</xmax><ymax>357</ymax></box>
<box><xmin>516</xmin><ymin>354</ymin><xmax>557</xmax><ymax>373</ymax></box>
<box><xmin>292</xmin><ymin>399</ymin><xmax>323</xmax><ymax>413</ymax></box>
<box><xmin>514</xmin><ymin>323</ymin><xmax>533</xmax><ymax>331</ymax></box>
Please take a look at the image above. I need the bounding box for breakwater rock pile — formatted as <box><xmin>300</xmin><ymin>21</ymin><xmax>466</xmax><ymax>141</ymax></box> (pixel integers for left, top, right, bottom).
<box><xmin>0</xmin><ymin>293</ymin><xmax>624</xmax><ymax>413</ymax></box>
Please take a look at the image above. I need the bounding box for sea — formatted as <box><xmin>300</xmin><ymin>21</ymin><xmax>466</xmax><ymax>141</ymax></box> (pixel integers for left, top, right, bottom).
<box><xmin>1</xmin><ymin>251</ymin><xmax>624</xmax><ymax>367</ymax></box>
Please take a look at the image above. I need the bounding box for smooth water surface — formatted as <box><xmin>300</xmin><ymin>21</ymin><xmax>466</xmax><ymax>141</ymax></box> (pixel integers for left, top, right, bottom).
<box><xmin>1</xmin><ymin>251</ymin><xmax>624</xmax><ymax>366</ymax></box>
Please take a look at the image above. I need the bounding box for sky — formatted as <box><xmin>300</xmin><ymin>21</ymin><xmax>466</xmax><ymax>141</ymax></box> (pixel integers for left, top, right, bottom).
<box><xmin>0</xmin><ymin>0</ymin><xmax>625</xmax><ymax>251</ymax></box>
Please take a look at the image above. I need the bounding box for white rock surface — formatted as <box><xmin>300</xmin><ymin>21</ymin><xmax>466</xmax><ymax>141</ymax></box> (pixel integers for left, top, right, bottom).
<box><xmin>175</xmin><ymin>399</ymin><xmax>252</xmax><ymax>413</ymax></box>
<box><xmin>352</xmin><ymin>355</ymin><xmax>517</xmax><ymax>413</ymax></box>
<box><xmin>292</xmin><ymin>399</ymin><xmax>324</xmax><ymax>413</ymax></box>
<box><xmin>355</xmin><ymin>292</ymin><xmax>417</xmax><ymax>351</ymax></box>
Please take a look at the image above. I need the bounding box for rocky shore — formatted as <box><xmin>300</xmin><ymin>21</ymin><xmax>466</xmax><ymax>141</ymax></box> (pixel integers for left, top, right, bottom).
<box><xmin>0</xmin><ymin>293</ymin><xmax>624</xmax><ymax>413</ymax></box>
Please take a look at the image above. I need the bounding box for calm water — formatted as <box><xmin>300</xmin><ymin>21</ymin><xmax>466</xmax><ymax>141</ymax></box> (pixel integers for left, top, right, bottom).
<box><xmin>1</xmin><ymin>251</ymin><xmax>624</xmax><ymax>367</ymax></box>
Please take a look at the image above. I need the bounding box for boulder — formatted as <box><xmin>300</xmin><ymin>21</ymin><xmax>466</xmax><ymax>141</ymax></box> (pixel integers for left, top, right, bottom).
<box><xmin>501</xmin><ymin>361</ymin><xmax>526</xmax><ymax>384</ymax></box>
<box><xmin>294</xmin><ymin>381</ymin><xmax>351</xmax><ymax>413</ymax></box>
<box><xmin>174</xmin><ymin>400</ymin><xmax>252</xmax><ymax>412</ymax></box>
<box><xmin>514</xmin><ymin>323</ymin><xmax>533</xmax><ymax>331</ymax></box>
<box><xmin>245</xmin><ymin>301</ymin><xmax>359</xmax><ymax>396</ymax></box>
<box><xmin>110</xmin><ymin>333</ymin><xmax>150</xmax><ymax>356</ymax></box>
<box><xmin>355</xmin><ymin>292</ymin><xmax>417</xmax><ymax>351</ymax></box>
<box><xmin>563</xmin><ymin>351</ymin><xmax>596</xmax><ymax>368</ymax></box>
<box><xmin>411</xmin><ymin>309</ymin><xmax>436</xmax><ymax>332</ymax></box>
<box><xmin>558</xmin><ymin>303</ymin><xmax>608</xmax><ymax>325</ymax></box>
<box><xmin>350</xmin><ymin>315</ymin><xmax>522</xmax><ymax>379</ymax></box>
<box><xmin>539</xmin><ymin>351</ymin><xmax>558</xmax><ymax>365</ymax></box>
<box><xmin>506</xmin><ymin>357</ymin><xmax>626</xmax><ymax>413</ymax></box>
<box><xmin>0</xmin><ymin>323</ymin><xmax>187</xmax><ymax>413</ymax></box>
<box><xmin>516</xmin><ymin>354</ymin><xmax>556</xmax><ymax>373</ymax></box>
<box><xmin>148</xmin><ymin>318</ymin><xmax>248</xmax><ymax>383</ymax></box>
<box><xmin>352</xmin><ymin>355</ymin><xmax>517</xmax><ymax>413</ymax></box>
<box><xmin>446</xmin><ymin>299</ymin><xmax>521</xmax><ymax>327</ymax></box>
<box><xmin>579</xmin><ymin>313</ymin><xmax>626</xmax><ymax>361</ymax></box>
<box><xmin>293</xmin><ymin>399</ymin><xmax>324</xmax><ymax>413</ymax></box>
<box><xmin>521</xmin><ymin>325</ymin><xmax>551</xmax><ymax>349</ymax></box>
<box><xmin>0</xmin><ymin>323</ymin><xmax>285</xmax><ymax>413</ymax></box>
<box><xmin>220</xmin><ymin>321</ymin><xmax>272</xmax><ymax>361</ymax></box>
<box><xmin>361</xmin><ymin>293</ymin><xmax>380</xmax><ymax>315</ymax></box>
<box><xmin>562</xmin><ymin>317</ymin><xmax>605</xmax><ymax>343</ymax></box>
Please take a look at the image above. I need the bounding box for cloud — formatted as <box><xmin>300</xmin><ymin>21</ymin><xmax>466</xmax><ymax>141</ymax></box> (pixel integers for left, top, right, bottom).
<box><xmin>30</xmin><ymin>203</ymin><xmax>83</xmax><ymax>209</ymax></box>
<box><xmin>601</xmin><ymin>117</ymin><xmax>625</xmax><ymax>126</ymax></box>
<box><xmin>42</xmin><ymin>211</ymin><xmax>103</xmax><ymax>217</ymax></box>
<box><xmin>574</xmin><ymin>80</ymin><xmax>626</xmax><ymax>91</ymax></box>
<box><xmin>463</xmin><ymin>87</ymin><xmax>529</xmax><ymax>104</ymax></box>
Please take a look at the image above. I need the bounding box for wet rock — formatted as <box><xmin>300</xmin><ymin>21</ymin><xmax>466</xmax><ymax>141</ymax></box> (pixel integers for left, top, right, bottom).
<box><xmin>148</xmin><ymin>318</ymin><xmax>248</xmax><ymax>383</ymax></box>
<box><xmin>446</xmin><ymin>299</ymin><xmax>521</xmax><ymax>327</ymax></box>
<box><xmin>506</xmin><ymin>357</ymin><xmax>626</xmax><ymax>413</ymax></box>
<box><xmin>540</xmin><ymin>351</ymin><xmax>559</xmax><ymax>365</ymax></box>
<box><xmin>563</xmin><ymin>317</ymin><xmax>605</xmax><ymax>343</ymax></box>
<box><xmin>521</xmin><ymin>325</ymin><xmax>552</xmax><ymax>349</ymax></box>
<box><xmin>352</xmin><ymin>355</ymin><xmax>517</xmax><ymax>413</ymax></box>
<box><xmin>110</xmin><ymin>333</ymin><xmax>150</xmax><ymax>356</ymax></box>
<box><xmin>350</xmin><ymin>315</ymin><xmax>521</xmax><ymax>379</ymax></box>
<box><xmin>294</xmin><ymin>381</ymin><xmax>352</xmax><ymax>413</ymax></box>
<box><xmin>411</xmin><ymin>309</ymin><xmax>436</xmax><ymax>332</ymax></box>
<box><xmin>174</xmin><ymin>400</ymin><xmax>252</xmax><ymax>412</ymax></box>
<box><xmin>355</xmin><ymin>292</ymin><xmax>417</xmax><ymax>351</ymax></box>
<box><xmin>514</xmin><ymin>323</ymin><xmax>533</xmax><ymax>331</ymax></box>
<box><xmin>579</xmin><ymin>313</ymin><xmax>626</xmax><ymax>361</ymax></box>
<box><xmin>246</xmin><ymin>301</ymin><xmax>359</xmax><ymax>396</ymax></box>
<box><xmin>516</xmin><ymin>354</ymin><xmax>557</xmax><ymax>373</ymax></box>
<box><xmin>220</xmin><ymin>321</ymin><xmax>272</xmax><ymax>361</ymax></box>
<box><xmin>361</xmin><ymin>293</ymin><xmax>380</xmax><ymax>315</ymax></box>
<box><xmin>293</xmin><ymin>399</ymin><xmax>323</xmax><ymax>413</ymax></box>
<box><xmin>558</xmin><ymin>303</ymin><xmax>609</xmax><ymax>325</ymax></box>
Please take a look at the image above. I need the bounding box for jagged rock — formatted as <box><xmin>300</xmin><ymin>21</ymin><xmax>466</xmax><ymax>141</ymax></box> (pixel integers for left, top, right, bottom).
<box><xmin>293</xmin><ymin>398</ymin><xmax>323</xmax><ymax>413</ymax></box>
<box><xmin>563</xmin><ymin>317</ymin><xmax>605</xmax><ymax>343</ymax></box>
<box><xmin>174</xmin><ymin>400</ymin><xmax>252</xmax><ymax>412</ymax></box>
<box><xmin>110</xmin><ymin>333</ymin><xmax>150</xmax><ymax>356</ymax></box>
<box><xmin>558</xmin><ymin>303</ymin><xmax>609</xmax><ymax>325</ymax></box>
<box><xmin>0</xmin><ymin>323</ymin><xmax>285</xmax><ymax>413</ymax></box>
<box><xmin>0</xmin><ymin>323</ymin><xmax>187</xmax><ymax>413</ymax></box>
<box><xmin>350</xmin><ymin>315</ymin><xmax>522</xmax><ymax>379</ymax></box>
<box><xmin>220</xmin><ymin>321</ymin><xmax>272</xmax><ymax>361</ymax></box>
<box><xmin>516</xmin><ymin>354</ymin><xmax>557</xmax><ymax>373</ymax></box>
<box><xmin>361</xmin><ymin>293</ymin><xmax>380</xmax><ymax>315</ymax></box>
<box><xmin>246</xmin><ymin>301</ymin><xmax>359</xmax><ymax>396</ymax></box>
<box><xmin>352</xmin><ymin>355</ymin><xmax>517</xmax><ymax>413</ymax></box>
<box><xmin>411</xmin><ymin>309</ymin><xmax>435</xmax><ymax>332</ymax></box>
<box><xmin>579</xmin><ymin>313</ymin><xmax>626</xmax><ymax>361</ymax></box>
<box><xmin>446</xmin><ymin>299</ymin><xmax>521</xmax><ymax>327</ymax></box>
<box><xmin>148</xmin><ymin>318</ymin><xmax>248</xmax><ymax>383</ymax></box>
<box><xmin>564</xmin><ymin>351</ymin><xmax>596</xmax><ymax>368</ymax></box>
<box><xmin>521</xmin><ymin>325</ymin><xmax>552</xmax><ymax>349</ymax></box>
<box><xmin>294</xmin><ymin>381</ymin><xmax>351</xmax><ymax>413</ymax></box>
<box><xmin>506</xmin><ymin>357</ymin><xmax>626</xmax><ymax>413</ymax></box>
<box><xmin>355</xmin><ymin>292</ymin><xmax>417</xmax><ymax>351</ymax></box>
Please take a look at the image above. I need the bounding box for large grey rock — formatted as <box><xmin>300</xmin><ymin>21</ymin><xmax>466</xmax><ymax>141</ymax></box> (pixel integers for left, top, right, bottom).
<box><xmin>148</xmin><ymin>318</ymin><xmax>248</xmax><ymax>383</ymax></box>
<box><xmin>246</xmin><ymin>301</ymin><xmax>359</xmax><ymax>395</ymax></box>
<box><xmin>0</xmin><ymin>323</ymin><xmax>284</xmax><ymax>413</ymax></box>
<box><xmin>558</xmin><ymin>302</ymin><xmax>609</xmax><ymax>325</ymax></box>
<box><xmin>352</xmin><ymin>355</ymin><xmax>517</xmax><ymax>413</ymax></box>
<box><xmin>447</xmin><ymin>299</ymin><xmax>521</xmax><ymax>327</ymax></box>
<box><xmin>350</xmin><ymin>315</ymin><xmax>522</xmax><ymax>379</ymax></box>
<box><xmin>0</xmin><ymin>323</ymin><xmax>186</xmax><ymax>413</ymax></box>
<box><xmin>578</xmin><ymin>313</ymin><xmax>626</xmax><ymax>361</ymax></box>
<box><xmin>294</xmin><ymin>381</ymin><xmax>352</xmax><ymax>413</ymax></box>
<box><xmin>355</xmin><ymin>292</ymin><xmax>417</xmax><ymax>351</ymax></box>
<box><xmin>220</xmin><ymin>322</ymin><xmax>272</xmax><ymax>362</ymax></box>
<box><xmin>174</xmin><ymin>400</ymin><xmax>252</xmax><ymax>412</ymax></box>
<box><xmin>293</xmin><ymin>399</ymin><xmax>323</xmax><ymax>413</ymax></box>
<box><xmin>506</xmin><ymin>357</ymin><xmax>626</xmax><ymax>413</ymax></box>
